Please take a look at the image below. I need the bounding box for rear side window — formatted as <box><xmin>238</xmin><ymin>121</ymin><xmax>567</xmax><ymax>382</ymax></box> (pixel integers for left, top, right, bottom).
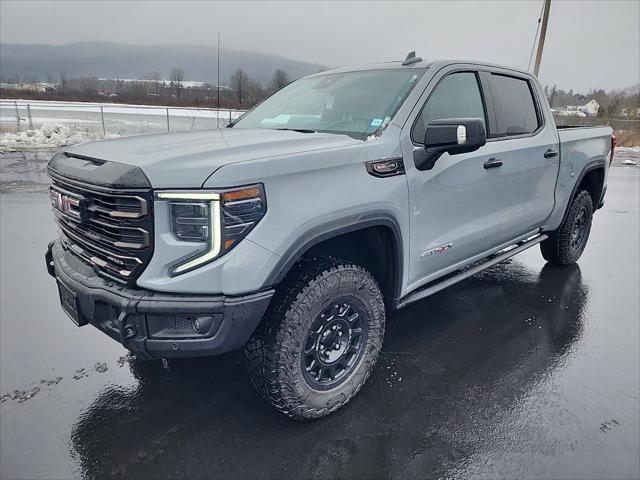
<box><xmin>489</xmin><ymin>74</ymin><xmax>540</xmax><ymax>137</ymax></box>
<box><xmin>412</xmin><ymin>72</ymin><xmax>486</xmax><ymax>144</ymax></box>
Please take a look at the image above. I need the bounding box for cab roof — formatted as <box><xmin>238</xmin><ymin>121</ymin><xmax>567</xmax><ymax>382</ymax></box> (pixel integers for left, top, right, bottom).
<box><xmin>308</xmin><ymin>59</ymin><xmax>534</xmax><ymax>79</ymax></box>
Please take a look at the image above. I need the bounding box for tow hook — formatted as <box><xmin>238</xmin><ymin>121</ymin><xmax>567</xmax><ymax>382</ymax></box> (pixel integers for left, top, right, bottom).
<box><xmin>123</xmin><ymin>325</ymin><xmax>137</xmax><ymax>339</ymax></box>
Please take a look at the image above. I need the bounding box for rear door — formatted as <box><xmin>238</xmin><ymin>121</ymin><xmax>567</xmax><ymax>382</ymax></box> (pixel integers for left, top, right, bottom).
<box><xmin>481</xmin><ymin>71</ymin><xmax>560</xmax><ymax>243</ymax></box>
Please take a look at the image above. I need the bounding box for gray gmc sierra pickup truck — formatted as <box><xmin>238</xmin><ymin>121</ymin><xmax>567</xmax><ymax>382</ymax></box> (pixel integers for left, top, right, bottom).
<box><xmin>45</xmin><ymin>54</ymin><xmax>614</xmax><ymax>419</ymax></box>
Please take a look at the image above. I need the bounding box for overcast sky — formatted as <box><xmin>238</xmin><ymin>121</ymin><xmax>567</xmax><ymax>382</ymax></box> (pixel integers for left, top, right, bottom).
<box><xmin>1</xmin><ymin>0</ymin><xmax>638</xmax><ymax>92</ymax></box>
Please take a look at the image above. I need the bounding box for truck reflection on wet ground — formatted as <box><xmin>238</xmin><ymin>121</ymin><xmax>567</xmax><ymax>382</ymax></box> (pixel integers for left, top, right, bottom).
<box><xmin>70</xmin><ymin>262</ymin><xmax>587</xmax><ymax>479</ymax></box>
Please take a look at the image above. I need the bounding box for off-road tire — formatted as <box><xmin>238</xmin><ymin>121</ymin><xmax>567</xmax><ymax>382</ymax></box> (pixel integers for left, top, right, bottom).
<box><xmin>243</xmin><ymin>257</ymin><xmax>385</xmax><ymax>420</ymax></box>
<box><xmin>540</xmin><ymin>190</ymin><xmax>594</xmax><ymax>265</ymax></box>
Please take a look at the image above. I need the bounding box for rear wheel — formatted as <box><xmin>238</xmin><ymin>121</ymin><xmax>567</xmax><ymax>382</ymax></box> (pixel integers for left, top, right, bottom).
<box><xmin>541</xmin><ymin>190</ymin><xmax>594</xmax><ymax>265</ymax></box>
<box><xmin>244</xmin><ymin>257</ymin><xmax>385</xmax><ymax>420</ymax></box>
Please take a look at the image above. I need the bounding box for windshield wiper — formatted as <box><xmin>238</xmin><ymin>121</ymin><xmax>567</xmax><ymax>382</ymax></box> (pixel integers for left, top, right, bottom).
<box><xmin>276</xmin><ymin>128</ymin><xmax>317</xmax><ymax>134</ymax></box>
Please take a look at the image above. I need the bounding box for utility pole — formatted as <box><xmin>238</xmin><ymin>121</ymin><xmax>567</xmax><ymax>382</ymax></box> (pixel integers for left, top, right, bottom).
<box><xmin>533</xmin><ymin>0</ymin><xmax>551</xmax><ymax>76</ymax></box>
<box><xmin>217</xmin><ymin>32</ymin><xmax>220</xmax><ymax>128</ymax></box>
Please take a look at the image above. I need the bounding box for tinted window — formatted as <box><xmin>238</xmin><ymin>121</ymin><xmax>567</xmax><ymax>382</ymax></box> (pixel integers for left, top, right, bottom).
<box><xmin>412</xmin><ymin>72</ymin><xmax>485</xmax><ymax>144</ymax></box>
<box><xmin>490</xmin><ymin>74</ymin><xmax>540</xmax><ymax>137</ymax></box>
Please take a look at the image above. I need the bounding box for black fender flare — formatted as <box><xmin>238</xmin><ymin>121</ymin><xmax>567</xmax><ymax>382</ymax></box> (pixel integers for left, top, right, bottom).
<box><xmin>263</xmin><ymin>212</ymin><xmax>404</xmax><ymax>304</ymax></box>
<box><xmin>560</xmin><ymin>158</ymin><xmax>606</xmax><ymax>225</ymax></box>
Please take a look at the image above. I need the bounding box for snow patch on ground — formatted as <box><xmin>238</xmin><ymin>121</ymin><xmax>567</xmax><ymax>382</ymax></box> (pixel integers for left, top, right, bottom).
<box><xmin>617</xmin><ymin>146</ymin><xmax>640</xmax><ymax>153</ymax></box>
<box><xmin>0</xmin><ymin>123</ymin><xmax>119</xmax><ymax>153</ymax></box>
<box><xmin>615</xmin><ymin>146</ymin><xmax>639</xmax><ymax>166</ymax></box>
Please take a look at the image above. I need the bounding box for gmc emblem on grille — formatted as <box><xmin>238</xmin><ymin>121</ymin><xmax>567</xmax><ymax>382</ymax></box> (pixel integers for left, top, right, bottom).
<box><xmin>50</xmin><ymin>187</ymin><xmax>87</xmax><ymax>222</ymax></box>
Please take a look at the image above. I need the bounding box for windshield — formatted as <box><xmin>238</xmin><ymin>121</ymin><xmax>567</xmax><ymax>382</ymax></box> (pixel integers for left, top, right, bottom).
<box><xmin>232</xmin><ymin>69</ymin><xmax>425</xmax><ymax>139</ymax></box>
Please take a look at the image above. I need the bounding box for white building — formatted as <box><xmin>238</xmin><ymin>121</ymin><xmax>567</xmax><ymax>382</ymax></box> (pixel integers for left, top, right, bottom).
<box><xmin>561</xmin><ymin>99</ymin><xmax>600</xmax><ymax>117</ymax></box>
<box><xmin>582</xmin><ymin>99</ymin><xmax>600</xmax><ymax>116</ymax></box>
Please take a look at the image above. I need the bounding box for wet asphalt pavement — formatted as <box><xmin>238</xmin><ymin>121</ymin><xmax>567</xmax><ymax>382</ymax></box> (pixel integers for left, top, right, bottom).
<box><xmin>1</xmin><ymin>151</ymin><xmax>639</xmax><ymax>479</ymax></box>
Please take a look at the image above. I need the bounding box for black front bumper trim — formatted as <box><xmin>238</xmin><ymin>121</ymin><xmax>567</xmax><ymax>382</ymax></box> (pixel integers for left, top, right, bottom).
<box><xmin>47</xmin><ymin>240</ymin><xmax>274</xmax><ymax>359</ymax></box>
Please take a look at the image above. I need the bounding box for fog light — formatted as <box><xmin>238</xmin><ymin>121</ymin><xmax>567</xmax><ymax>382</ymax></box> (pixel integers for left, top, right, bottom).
<box><xmin>147</xmin><ymin>314</ymin><xmax>222</xmax><ymax>339</ymax></box>
<box><xmin>192</xmin><ymin>316</ymin><xmax>216</xmax><ymax>334</ymax></box>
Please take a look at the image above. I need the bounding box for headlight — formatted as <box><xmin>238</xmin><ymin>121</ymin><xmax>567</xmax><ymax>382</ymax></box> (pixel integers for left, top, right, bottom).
<box><xmin>170</xmin><ymin>202</ymin><xmax>211</xmax><ymax>242</ymax></box>
<box><xmin>156</xmin><ymin>184</ymin><xmax>266</xmax><ymax>276</ymax></box>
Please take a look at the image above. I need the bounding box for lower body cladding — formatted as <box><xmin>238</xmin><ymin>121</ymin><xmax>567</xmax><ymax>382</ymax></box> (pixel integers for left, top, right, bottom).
<box><xmin>46</xmin><ymin>241</ymin><xmax>274</xmax><ymax>359</ymax></box>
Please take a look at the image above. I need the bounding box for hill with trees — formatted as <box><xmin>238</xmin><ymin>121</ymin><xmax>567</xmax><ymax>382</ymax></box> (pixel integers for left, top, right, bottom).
<box><xmin>0</xmin><ymin>42</ymin><xmax>325</xmax><ymax>86</ymax></box>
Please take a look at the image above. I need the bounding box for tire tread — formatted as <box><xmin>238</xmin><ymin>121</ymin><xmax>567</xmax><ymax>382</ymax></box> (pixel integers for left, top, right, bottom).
<box><xmin>243</xmin><ymin>257</ymin><xmax>385</xmax><ymax>420</ymax></box>
<box><xmin>541</xmin><ymin>190</ymin><xmax>593</xmax><ymax>265</ymax></box>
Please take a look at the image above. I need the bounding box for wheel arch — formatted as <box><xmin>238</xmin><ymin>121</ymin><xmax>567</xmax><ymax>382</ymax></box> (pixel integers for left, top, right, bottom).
<box><xmin>263</xmin><ymin>213</ymin><xmax>404</xmax><ymax>309</ymax></box>
<box><xmin>561</xmin><ymin>159</ymin><xmax>606</xmax><ymax>225</ymax></box>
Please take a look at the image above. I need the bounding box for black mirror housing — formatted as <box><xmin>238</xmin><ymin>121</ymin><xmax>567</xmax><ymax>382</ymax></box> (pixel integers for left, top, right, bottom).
<box><xmin>415</xmin><ymin>118</ymin><xmax>487</xmax><ymax>170</ymax></box>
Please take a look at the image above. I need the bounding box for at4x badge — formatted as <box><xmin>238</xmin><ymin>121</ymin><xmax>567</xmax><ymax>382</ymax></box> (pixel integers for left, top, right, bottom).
<box><xmin>421</xmin><ymin>243</ymin><xmax>453</xmax><ymax>259</ymax></box>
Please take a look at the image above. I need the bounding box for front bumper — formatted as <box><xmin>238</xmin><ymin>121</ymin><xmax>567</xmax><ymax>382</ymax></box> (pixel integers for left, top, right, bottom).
<box><xmin>46</xmin><ymin>241</ymin><xmax>273</xmax><ymax>359</ymax></box>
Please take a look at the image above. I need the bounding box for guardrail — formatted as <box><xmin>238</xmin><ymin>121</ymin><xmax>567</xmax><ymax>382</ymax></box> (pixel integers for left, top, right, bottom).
<box><xmin>0</xmin><ymin>100</ymin><xmax>246</xmax><ymax>136</ymax></box>
<box><xmin>552</xmin><ymin>114</ymin><xmax>640</xmax><ymax>132</ymax></box>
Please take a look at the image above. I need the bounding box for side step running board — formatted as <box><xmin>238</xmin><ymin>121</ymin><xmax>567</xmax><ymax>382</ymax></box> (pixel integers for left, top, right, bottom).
<box><xmin>397</xmin><ymin>234</ymin><xmax>548</xmax><ymax>309</ymax></box>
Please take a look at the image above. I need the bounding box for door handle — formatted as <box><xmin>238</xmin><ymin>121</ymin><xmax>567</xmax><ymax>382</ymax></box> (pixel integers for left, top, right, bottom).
<box><xmin>483</xmin><ymin>158</ymin><xmax>503</xmax><ymax>169</ymax></box>
<box><xmin>544</xmin><ymin>149</ymin><xmax>558</xmax><ymax>158</ymax></box>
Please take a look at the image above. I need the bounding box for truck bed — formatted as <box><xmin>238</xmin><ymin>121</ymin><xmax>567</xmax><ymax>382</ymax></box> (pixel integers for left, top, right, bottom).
<box><xmin>558</xmin><ymin>125</ymin><xmax>613</xmax><ymax>149</ymax></box>
<box><xmin>556</xmin><ymin>124</ymin><xmax>608</xmax><ymax>129</ymax></box>
<box><xmin>546</xmin><ymin>125</ymin><xmax>613</xmax><ymax>227</ymax></box>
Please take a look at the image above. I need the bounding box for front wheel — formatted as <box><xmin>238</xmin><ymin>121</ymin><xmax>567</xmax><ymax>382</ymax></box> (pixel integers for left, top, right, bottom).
<box><xmin>540</xmin><ymin>189</ymin><xmax>594</xmax><ymax>265</ymax></box>
<box><xmin>244</xmin><ymin>258</ymin><xmax>385</xmax><ymax>420</ymax></box>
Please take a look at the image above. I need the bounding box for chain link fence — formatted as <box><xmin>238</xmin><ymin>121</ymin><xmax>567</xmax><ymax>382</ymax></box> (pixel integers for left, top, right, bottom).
<box><xmin>552</xmin><ymin>114</ymin><xmax>639</xmax><ymax>131</ymax></box>
<box><xmin>2</xmin><ymin>99</ymin><xmax>637</xmax><ymax>145</ymax></box>
<box><xmin>0</xmin><ymin>100</ymin><xmax>246</xmax><ymax>137</ymax></box>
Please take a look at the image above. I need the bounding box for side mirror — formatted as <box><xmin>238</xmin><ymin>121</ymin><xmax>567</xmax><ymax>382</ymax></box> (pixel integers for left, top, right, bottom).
<box><xmin>415</xmin><ymin>118</ymin><xmax>487</xmax><ymax>170</ymax></box>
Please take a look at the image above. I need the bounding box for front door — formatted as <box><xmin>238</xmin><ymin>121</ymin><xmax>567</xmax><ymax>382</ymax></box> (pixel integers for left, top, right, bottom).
<box><xmin>400</xmin><ymin>70</ymin><xmax>507</xmax><ymax>292</ymax></box>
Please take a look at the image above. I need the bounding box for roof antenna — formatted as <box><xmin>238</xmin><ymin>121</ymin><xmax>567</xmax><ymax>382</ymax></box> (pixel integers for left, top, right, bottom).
<box><xmin>402</xmin><ymin>51</ymin><xmax>422</xmax><ymax>66</ymax></box>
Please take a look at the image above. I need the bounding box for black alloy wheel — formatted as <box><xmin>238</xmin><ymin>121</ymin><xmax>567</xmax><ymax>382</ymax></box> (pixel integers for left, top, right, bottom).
<box><xmin>570</xmin><ymin>205</ymin><xmax>589</xmax><ymax>253</ymax></box>
<box><xmin>302</xmin><ymin>299</ymin><xmax>369</xmax><ymax>391</ymax></box>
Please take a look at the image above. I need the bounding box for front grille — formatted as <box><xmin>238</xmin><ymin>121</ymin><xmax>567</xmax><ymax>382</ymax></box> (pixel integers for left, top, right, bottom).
<box><xmin>49</xmin><ymin>171</ymin><xmax>153</xmax><ymax>283</ymax></box>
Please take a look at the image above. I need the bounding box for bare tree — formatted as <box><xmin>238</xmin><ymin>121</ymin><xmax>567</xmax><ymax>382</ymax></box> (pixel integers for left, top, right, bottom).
<box><xmin>142</xmin><ymin>71</ymin><xmax>161</xmax><ymax>96</ymax></box>
<box><xmin>170</xmin><ymin>67</ymin><xmax>185</xmax><ymax>101</ymax></box>
<box><xmin>270</xmin><ymin>69</ymin><xmax>290</xmax><ymax>92</ymax></box>
<box><xmin>230</xmin><ymin>69</ymin><xmax>250</xmax><ymax>106</ymax></box>
<box><xmin>46</xmin><ymin>73</ymin><xmax>56</xmax><ymax>95</ymax></box>
<box><xmin>59</xmin><ymin>72</ymin><xmax>69</xmax><ymax>96</ymax></box>
<box><xmin>78</xmin><ymin>77</ymin><xmax>98</xmax><ymax>95</ymax></box>
<box><xmin>549</xmin><ymin>84</ymin><xmax>558</xmax><ymax>108</ymax></box>
<box><xmin>247</xmin><ymin>79</ymin><xmax>267</xmax><ymax>105</ymax></box>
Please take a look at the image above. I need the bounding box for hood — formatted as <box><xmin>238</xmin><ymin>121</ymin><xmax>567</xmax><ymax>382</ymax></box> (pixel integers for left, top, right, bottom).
<box><xmin>63</xmin><ymin>128</ymin><xmax>360</xmax><ymax>188</ymax></box>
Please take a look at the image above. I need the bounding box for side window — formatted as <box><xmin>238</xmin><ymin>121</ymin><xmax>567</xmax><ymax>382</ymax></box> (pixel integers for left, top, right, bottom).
<box><xmin>489</xmin><ymin>74</ymin><xmax>541</xmax><ymax>137</ymax></box>
<box><xmin>412</xmin><ymin>72</ymin><xmax>485</xmax><ymax>144</ymax></box>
